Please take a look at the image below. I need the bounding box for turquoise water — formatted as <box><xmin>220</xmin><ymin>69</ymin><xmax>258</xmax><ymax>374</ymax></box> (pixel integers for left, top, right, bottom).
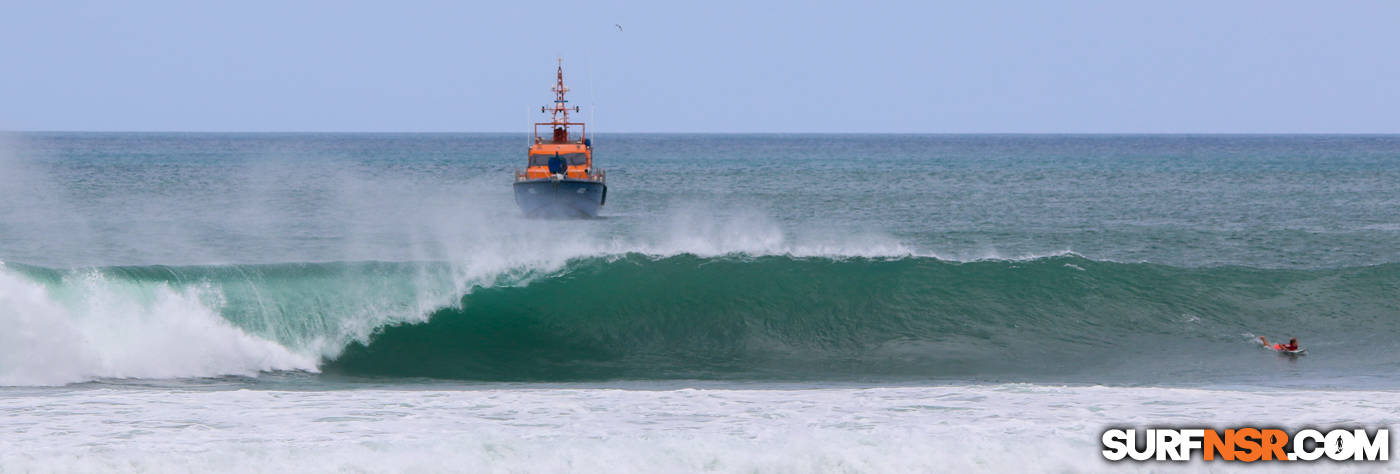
<box><xmin>1</xmin><ymin>133</ymin><xmax>1397</xmax><ymax>471</ymax></box>
<box><xmin>3</xmin><ymin>133</ymin><xmax>1399</xmax><ymax>386</ymax></box>
<box><xmin>6</xmin><ymin>133</ymin><xmax>1399</xmax><ymax>268</ymax></box>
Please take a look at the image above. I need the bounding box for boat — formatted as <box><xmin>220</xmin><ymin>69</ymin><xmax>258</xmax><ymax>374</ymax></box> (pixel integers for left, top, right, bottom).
<box><xmin>513</xmin><ymin>58</ymin><xmax>607</xmax><ymax>218</ymax></box>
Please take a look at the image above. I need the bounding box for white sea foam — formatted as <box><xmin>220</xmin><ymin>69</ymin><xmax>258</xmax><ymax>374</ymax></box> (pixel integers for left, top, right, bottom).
<box><xmin>0</xmin><ymin>265</ymin><xmax>317</xmax><ymax>386</ymax></box>
<box><xmin>0</xmin><ymin>383</ymin><xmax>1393</xmax><ymax>472</ymax></box>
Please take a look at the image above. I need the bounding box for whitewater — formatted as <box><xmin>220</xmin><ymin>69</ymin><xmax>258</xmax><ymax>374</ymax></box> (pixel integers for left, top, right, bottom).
<box><xmin>2</xmin><ymin>133</ymin><xmax>1398</xmax><ymax>472</ymax></box>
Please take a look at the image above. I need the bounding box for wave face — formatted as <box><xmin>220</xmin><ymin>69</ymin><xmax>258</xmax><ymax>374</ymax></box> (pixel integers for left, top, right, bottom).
<box><xmin>4</xmin><ymin>255</ymin><xmax>1398</xmax><ymax>386</ymax></box>
<box><xmin>329</xmin><ymin>255</ymin><xmax>1400</xmax><ymax>384</ymax></box>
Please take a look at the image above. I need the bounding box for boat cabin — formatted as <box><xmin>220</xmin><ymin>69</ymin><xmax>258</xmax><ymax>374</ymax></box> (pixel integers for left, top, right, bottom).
<box><xmin>524</xmin><ymin>123</ymin><xmax>593</xmax><ymax>179</ymax></box>
<box><xmin>517</xmin><ymin>59</ymin><xmax>603</xmax><ymax>182</ymax></box>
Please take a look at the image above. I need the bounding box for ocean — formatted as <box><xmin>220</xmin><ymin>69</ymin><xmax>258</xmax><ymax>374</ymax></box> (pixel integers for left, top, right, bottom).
<box><xmin>1</xmin><ymin>133</ymin><xmax>1397</xmax><ymax>471</ymax></box>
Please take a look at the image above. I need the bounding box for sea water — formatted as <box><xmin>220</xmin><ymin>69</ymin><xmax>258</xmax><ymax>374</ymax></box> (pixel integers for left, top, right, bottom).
<box><xmin>1</xmin><ymin>133</ymin><xmax>1398</xmax><ymax>471</ymax></box>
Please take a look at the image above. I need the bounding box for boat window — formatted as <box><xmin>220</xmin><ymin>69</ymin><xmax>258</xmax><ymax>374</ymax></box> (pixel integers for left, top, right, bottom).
<box><xmin>529</xmin><ymin>153</ymin><xmax>588</xmax><ymax>167</ymax></box>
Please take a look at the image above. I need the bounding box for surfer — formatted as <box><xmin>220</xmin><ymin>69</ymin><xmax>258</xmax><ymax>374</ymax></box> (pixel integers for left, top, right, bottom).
<box><xmin>1258</xmin><ymin>336</ymin><xmax>1299</xmax><ymax>352</ymax></box>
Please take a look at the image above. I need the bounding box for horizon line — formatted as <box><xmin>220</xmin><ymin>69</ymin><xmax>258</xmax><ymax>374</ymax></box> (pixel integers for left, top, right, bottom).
<box><xmin>6</xmin><ymin>130</ymin><xmax>1400</xmax><ymax>136</ymax></box>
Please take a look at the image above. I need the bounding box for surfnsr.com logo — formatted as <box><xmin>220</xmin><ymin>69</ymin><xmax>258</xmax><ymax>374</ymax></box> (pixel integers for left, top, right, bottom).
<box><xmin>1101</xmin><ymin>428</ymin><xmax>1389</xmax><ymax>462</ymax></box>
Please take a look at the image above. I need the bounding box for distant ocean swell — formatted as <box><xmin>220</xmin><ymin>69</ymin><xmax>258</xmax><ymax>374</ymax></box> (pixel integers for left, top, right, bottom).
<box><xmin>2</xmin><ymin>254</ymin><xmax>1397</xmax><ymax>385</ymax></box>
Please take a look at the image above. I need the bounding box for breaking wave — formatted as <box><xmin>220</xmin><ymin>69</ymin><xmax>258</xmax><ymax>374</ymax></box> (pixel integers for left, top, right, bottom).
<box><xmin>2</xmin><ymin>254</ymin><xmax>1397</xmax><ymax>386</ymax></box>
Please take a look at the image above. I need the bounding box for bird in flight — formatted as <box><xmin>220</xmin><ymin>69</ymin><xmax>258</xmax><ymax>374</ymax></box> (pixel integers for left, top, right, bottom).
<box><xmin>615</xmin><ymin>24</ymin><xmax>623</xmax><ymax>32</ymax></box>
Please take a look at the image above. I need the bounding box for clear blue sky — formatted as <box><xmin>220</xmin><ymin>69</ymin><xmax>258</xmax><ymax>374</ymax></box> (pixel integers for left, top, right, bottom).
<box><xmin>2</xmin><ymin>0</ymin><xmax>1397</xmax><ymax>133</ymax></box>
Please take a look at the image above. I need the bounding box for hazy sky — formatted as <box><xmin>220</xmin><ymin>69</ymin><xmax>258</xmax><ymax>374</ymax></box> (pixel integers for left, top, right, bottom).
<box><xmin>2</xmin><ymin>1</ymin><xmax>1397</xmax><ymax>133</ymax></box>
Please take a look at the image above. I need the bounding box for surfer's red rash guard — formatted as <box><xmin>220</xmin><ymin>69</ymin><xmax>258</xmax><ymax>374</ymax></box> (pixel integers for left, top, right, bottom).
<box><xmin>1275</xmin><ymin>344</ymin><xmax>1298</xmax><ymax>351</ymax></box>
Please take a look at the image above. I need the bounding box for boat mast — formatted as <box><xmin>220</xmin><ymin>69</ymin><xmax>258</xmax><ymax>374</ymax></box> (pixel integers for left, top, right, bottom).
<box><xmin>550</xmin><ymin>57</ymin><xmax>572</xmax><ymax>125</ymax></box>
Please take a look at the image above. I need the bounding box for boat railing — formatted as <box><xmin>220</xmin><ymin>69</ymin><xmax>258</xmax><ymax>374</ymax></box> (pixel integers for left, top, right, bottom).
<box><xmin>532</xmin><ymin>137</ymin><xmax>589</xmax><ymax>145</ymax></box>
<box><xmin>515</xmin><ymin>168</ymin><xmax>606</xmax><ymax>183</ymax></box>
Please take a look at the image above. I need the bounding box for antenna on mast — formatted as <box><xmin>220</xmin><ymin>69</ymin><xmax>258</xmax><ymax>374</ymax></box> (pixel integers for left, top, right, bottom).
<box><xmin>548</xmin><ymin>57</ymin><xmax>578</xmax><ymax>125</ymax></box>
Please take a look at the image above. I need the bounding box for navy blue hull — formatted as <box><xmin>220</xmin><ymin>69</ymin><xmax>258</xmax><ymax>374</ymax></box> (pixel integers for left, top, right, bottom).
<box><xmin>513</xmin><ymin>179</ymin><xmax>607</xmax><ymax>218</ymax></box>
